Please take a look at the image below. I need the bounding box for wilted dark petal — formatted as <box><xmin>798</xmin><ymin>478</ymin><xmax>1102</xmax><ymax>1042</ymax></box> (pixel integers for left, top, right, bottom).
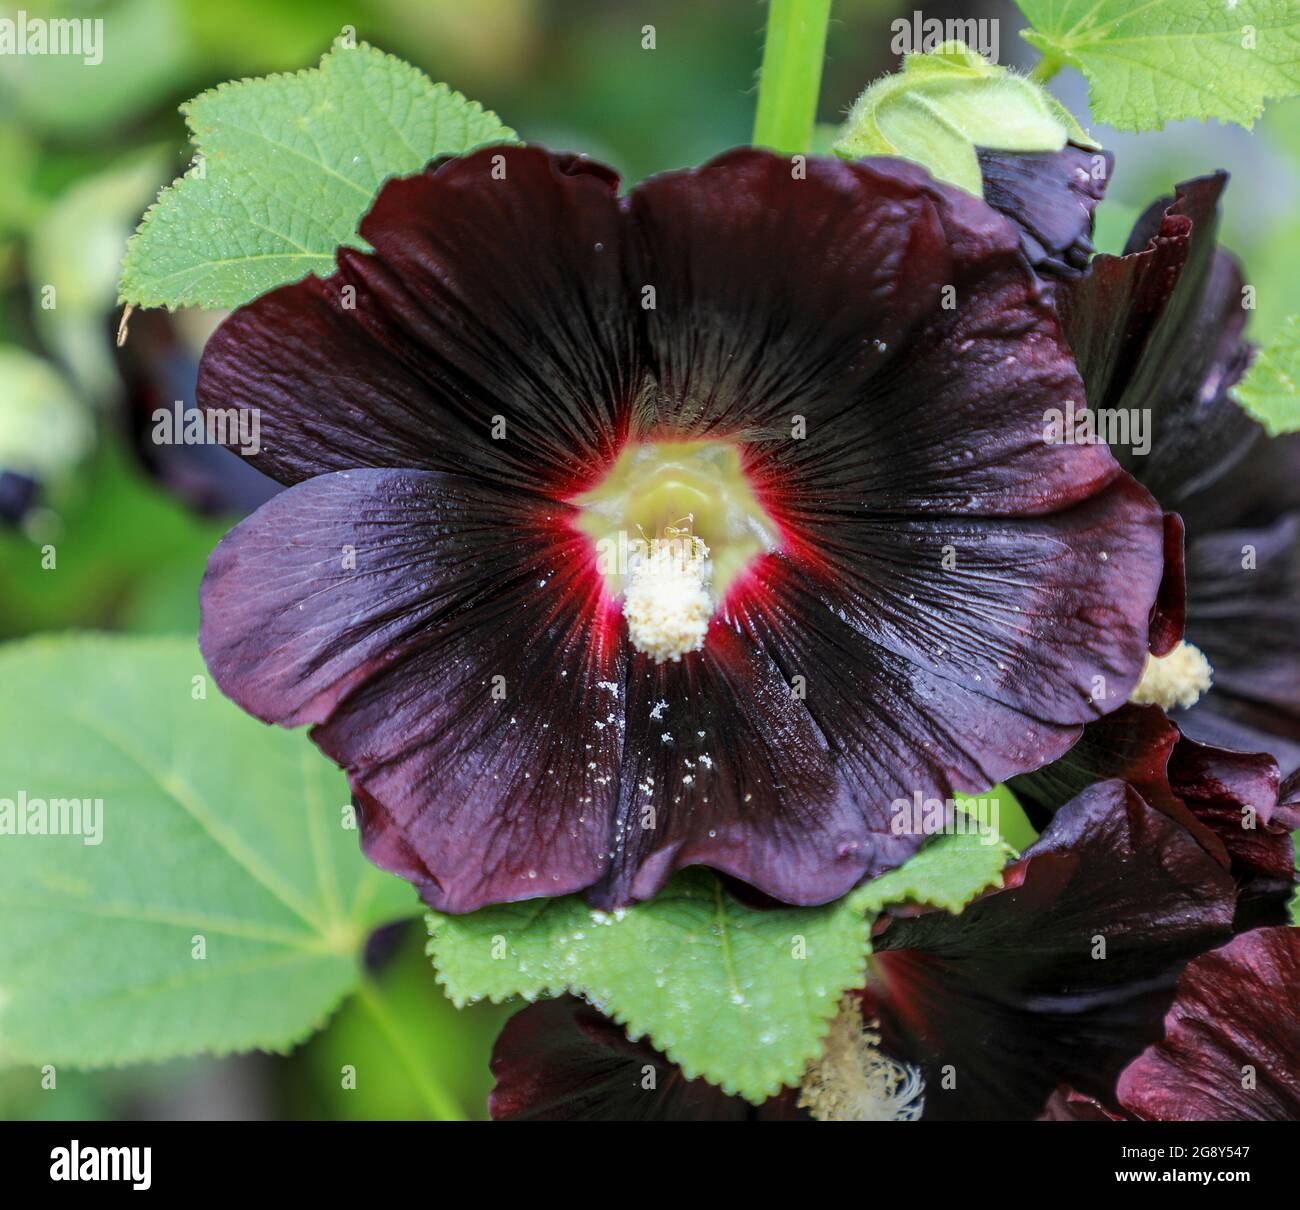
<box><xmin>1058</xmin><ymin>175</ymin><xmax>1259</xmax><ymax>520</ymax></box>
<box><xmin>1009</xmin><ymin>703</ymin><xmax>1186</xmax><ymax>829</ymax></box>
<box><xmin>1010</xmin><ymin>702</ymin><xmax>1291</xmax><ymax>921</ymax></box>
<box><xmin>1165</xmin><ymin>737</ymin><xmax>1294</xmax><ymax>928</ymax></box>
<box><xmin>1116</xmin><ymin>928</ymin><xmax>1300</xmax><ymax>1121</ymax></box>
<box><xmin>975</xmin><ymin>144</ymin><xmax>1111</xmax><ymax>277</ymax></box>
<box><xmin>628</xmin><ymin>150</ymin><xmax>1119</xmax><ymax>523</ymax></box>
<box><xmin>866</xmin><ymin>781</ymin><xmax>1236</xmax><ymax>1120</ymax></box>
<box><xmin>200</xmin><ymin>468</ymin><xmax>624</xmax><ymax>912</ymax></box>
<box><xmin>488</xmin><ymin>997</ymin><xmax>799</xmax><ymax>1121</ymax></box>
<box><xmin>197</xmin><ymin>147</ymin><xmax>638</xmax><ymax>496</ymax></box>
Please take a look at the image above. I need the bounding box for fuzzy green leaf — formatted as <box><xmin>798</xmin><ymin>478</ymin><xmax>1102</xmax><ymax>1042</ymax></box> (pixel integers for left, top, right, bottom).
<box><xmin>1018</xmin><ymin>0</ymin><xmax>1300</xmax><ymax>131</ymax></box>
<box><xmin>428</xmin><ymin>830</ymin><xmax>1010</xmax><ymax>1103</ymax></box>
<box><xmin>1233</xmin><ymin>314</ymin><xmax>1300</xmax><ymax>434</ymax></box>
<box><xmin>0</xmin><ymin>635</ymin><xmax>416</xmax><ymax>1068</ymax></box>
<box><xmin>119</xmin><ymin>39</ymin><xmax>517</xmax><ymax>310</ymax></box>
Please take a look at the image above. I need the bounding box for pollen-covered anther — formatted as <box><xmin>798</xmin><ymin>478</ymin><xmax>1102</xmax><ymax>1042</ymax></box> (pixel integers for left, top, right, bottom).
<box><xmin>798</xmin><ymin>996</ymin><xmax>925</xmax><ymax>1122</ymax></box>
<box><xmin>1129</xmin><ymin>640</ymin><xmax>1213</xmax><ymax>710</ymax></box>
<box><xmin>623</xmin><ymin>535</ymin><xmax>713</xmax><ymax>663</ymax></box>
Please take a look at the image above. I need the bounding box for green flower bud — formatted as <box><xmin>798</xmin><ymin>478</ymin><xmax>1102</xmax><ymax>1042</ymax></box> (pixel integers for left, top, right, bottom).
<box><xmin>832</xmin><ymin>41</ymin><xmax>1098</xmax><ymax>197</ymax></box>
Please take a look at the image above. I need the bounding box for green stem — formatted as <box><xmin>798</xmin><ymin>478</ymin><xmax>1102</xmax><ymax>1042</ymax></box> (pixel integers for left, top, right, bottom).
<box><xmin>752</xmin><ymin>0</ymin><xmax>834</xmax><ymax>154</ymax></box>
<box><xmin>1029</xmin><ymin>54</ymin><xmax>1063</xmax><ymax>84</ymax></box>
<box><xmin>355</xmin><ymin>975</ymin><xmax>466</xmax><ymax>1121</ymax></box>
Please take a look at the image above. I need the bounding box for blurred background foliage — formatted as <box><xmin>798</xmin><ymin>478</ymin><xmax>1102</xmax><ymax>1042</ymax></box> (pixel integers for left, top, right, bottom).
<box><xmin>0</xmin><ymin>0</ymin><xmax>1296</xmax><ymax>1120</ymax></box>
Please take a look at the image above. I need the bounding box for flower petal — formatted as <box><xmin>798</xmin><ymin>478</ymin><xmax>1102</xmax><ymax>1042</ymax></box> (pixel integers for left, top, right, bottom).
<box><xmin>1009</xmin><ymin>703</ymin><xmax>1187</xmax><ymax>828</ymax></box>
<box><xmin>866</xmin><ymin>780</ymin><xmax>1236</xmax><ymax>1120</ymax></box>
<box><xmin>200</xmin><ymin>467</ymin><xmax>625</xmax><ymax>911</ymax></box>
<box><xmin>590</xmin><ymin>618</ymin><xmax>917</xmax><ymax>908</ymax></box>
<box><xmin>627</xmin><ymin>149</ymin><xmax>1119</xmax><ymax>522</ymax></box>
<box><xmin>488</xmin><ymin>996</ymin><xmax>797</xmax><ymax>1121</ymax></box>
<box><xmin>1116</xmin><ymin>928</ymin><xmax>1300</xmax><ymax>1121</ymax></box>
<box><xmin>1011</xmin><ymin>703</ymin><xmax>1292</xmax><ymax>923</ymax></box>
<box><xmin>1175</xmin><ymin>515</ymin><xmax>1300</xmax><ymax>773</ymax></box>
<box><xmin>752</xmin><ymin>472</ymin><xmax>1165</xmax><ymax>741</ymax></box>
<box><xmin>1148</xmin><ymin>511</ymin><xmax>1185</xmax><ymax>656</ymax></box>
<box><xmin>975</xmin><ymin>144</ymin><xmax>1111</xmax><ymax>278</ymax></box>
<box><xmin>1058</xmin><ymin>175</ymin><xmax>1258</xmax><ymax>513</ymax></box>
<box><xmin>197</xmin><ymin>147</ymin><xmax>639</xmax><ymax>496</ymax></box>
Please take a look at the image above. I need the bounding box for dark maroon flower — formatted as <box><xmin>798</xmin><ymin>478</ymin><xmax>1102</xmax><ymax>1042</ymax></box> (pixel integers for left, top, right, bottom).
<box><xmin>860</xmin><ymin>780</ymin><xmax>1236</xmax><ymax>1120</ymax></box>
<box><xmin>976</xmin><ymin>144</ymin><xmax>1111</xmax><ymax>278</ymax></box>
<box><xmin>1009</xmin><ymin>703</ymin><xmax>1295</xmax><ymax>927</ymax></box>
<box><xmin>487</xmin><ymin>779</ymin><xmax>1241</xmax><ymax>1122</ymax></box>
<box><xmin>1115</xmin><ymin>927</ymin><xmax>1300</xmax><ymax>1121</ymax></box>
<box><xmin>197</xmin><ymin>145</ymin><xmax>1166</xmax><ymax>913</ymax></box>
<box><xmin>1058</xmin><ymin>174</ymin><xmax>1300</xmax><ymax>773</ymax></box>
<box><xmin>1049</xmin><ymin>928</ymin><xmax>1300</xmax><ymax>1121</ymax></box>
<box><xmin>489</xmin><ymin>996</ymin><xmax>801</xmax><ymax>1121</ymax></box>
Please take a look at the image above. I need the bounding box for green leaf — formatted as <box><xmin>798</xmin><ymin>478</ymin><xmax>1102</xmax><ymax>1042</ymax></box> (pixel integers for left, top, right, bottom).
<box><xmin>1232</xmin><ymin>314</ymin><xmax>1300</xmax><ymax>434</ymax></box>
<box><xmin>955</xmin><ymin>781</ymin><xmax>1039</xmax><ymax>854</ymax></box>
<box><xmin>833</xmin><ymin>41</ymin><xmax>1096</xmax><ymax>196</ymax></box>
<box><xmin>1017</xmin><ymin>0</ymin><xmax>1300</xmax><ymax>132</ymax></box>
<box><xmin>0</xmin><ymin>634</ymin><xmax>416</xmax><ymax>1068</ymax></box>
<box><xmin>119</xmin><ymin>39</ymin><xmax>517</xmax><ymax>310</ymax></box>
<box><xmin>1292</xmin><ymin>834</ymin><xmax>1300</xmax><ymax>925</ymax></box>
<box><xmin>428</xmin><ymin>830</ymin><xmax>1010</xmax><ymax>1103</ymax></box>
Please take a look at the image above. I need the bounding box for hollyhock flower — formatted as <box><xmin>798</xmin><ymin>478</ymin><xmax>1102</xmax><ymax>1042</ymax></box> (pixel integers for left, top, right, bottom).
<box><xmin>1058</xmin><ymin>174</ymin><xmax>1300</xmax><ymax>773</ymax></box>
<box><xmin>485</xmin><ymin>779</ymin><xmax>1240</xmax><ymax>1121</ymax></box>
<box><xmin>853</xmin><ymin>779</ymin><xmax>1237</xmax><ymax>1121</ymax></box>
<box><xmin>197</xmin><ymin>145</ymin><xmax>1167</xmax><ymax>913</ymax></box>
<box><xmin>1009</xmin><ymin>703</ymin><xmax>1297</xmax><ymax>928</ymax></box>
<box><xmin>1045</xmin><ymin>927</ymin><xmax>1300</xmax><ymax>1121</ymax></box>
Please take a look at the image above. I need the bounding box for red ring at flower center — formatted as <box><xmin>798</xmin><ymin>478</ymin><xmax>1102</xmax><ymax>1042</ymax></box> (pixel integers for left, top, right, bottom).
<box><xmin>571</xmin><ymin>439</ymin><xmax>780</xmax><ymax>660</ymax></box>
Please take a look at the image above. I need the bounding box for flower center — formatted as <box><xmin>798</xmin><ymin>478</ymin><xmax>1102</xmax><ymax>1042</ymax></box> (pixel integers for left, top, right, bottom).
<box><xmin>573</xmin><ymin>440</ymin><xmax>779</xmax><ymax>661</ymax></box>
<box><xmin>1129</xmin><ymin>640</ymin><xmax>1213</xmax><ymax>710</ymax></box>
<box><xmin>798</xmin><ymin>996</ymin><xmax>926</xmax><ymax>1122</ymax></box>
